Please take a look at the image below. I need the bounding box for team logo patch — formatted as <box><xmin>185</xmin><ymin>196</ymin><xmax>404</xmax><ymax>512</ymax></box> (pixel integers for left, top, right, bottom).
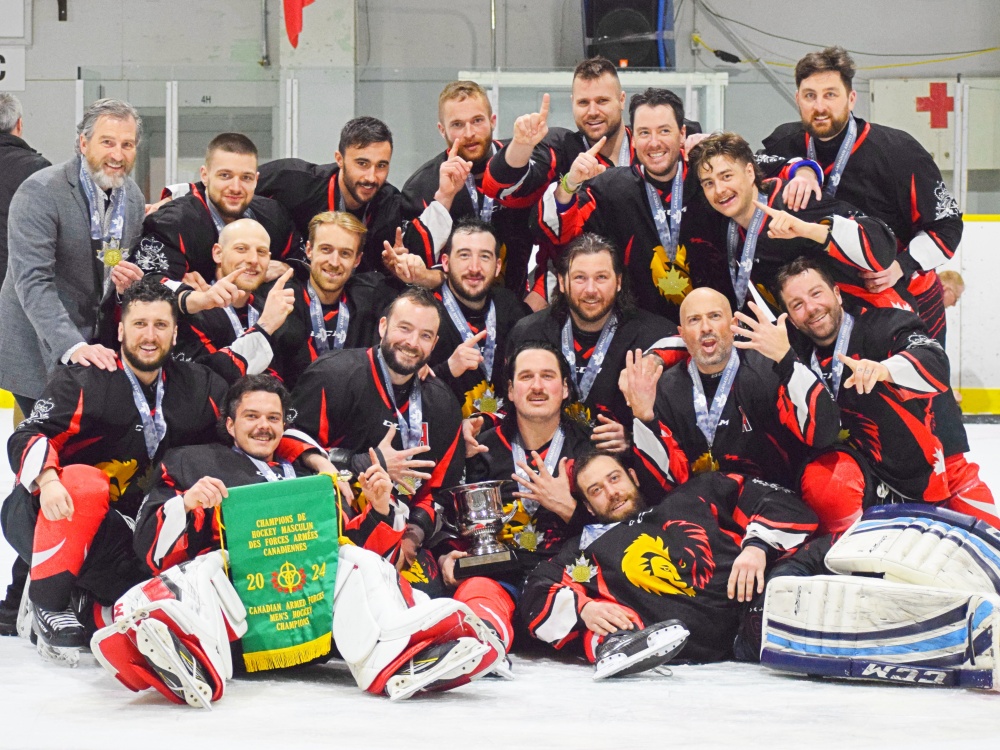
<box><xmin>18</xmin><ymin>398</ymin><xmax>54</xmax><ymax>428</ymax></box>
<box><xmin>134</xmin><ymin>237</ymin><xmax>169</xmax><ymax>273</ymax></box>
<box><xmin>621</xmin><ymin>521</ymin><xmax>715</xmax><ymax>597</ymax></box>
<box><xmin>95</xmin><ymin>458</ymin><xmax>140</xmax><ymax>502</ymax></box>
<box><xmin>934</xmin><ymin>181</ymin><xmax>960</xmax><ymax>221</ymax></box>
<box><xmin>271</xmin><ymin>561</ymin><xmax>306</xmax><ymax>594</ymax></box>
<box><xmin>400</xmin><ymin>559</ymin><xmax>430</xmax><ymax>584</ymax></box>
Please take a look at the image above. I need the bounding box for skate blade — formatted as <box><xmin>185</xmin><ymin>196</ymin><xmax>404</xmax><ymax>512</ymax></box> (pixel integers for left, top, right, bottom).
<box><xmin>34</xmin><ymin>627</ymin><xmax>81</xmax><ymax>668</ymax></box>
<box><xmin>135</xmin><ymin>619</ymin><xmax>213</xmax><ymax>710</ymax></box>
<box><xmin>16</xmin><ymin>581</ymin><xmax>33</xmax><ymax>640</ymax></box>
<box><xmin>593</xmin><ymin>624</ymin><xmax>689</xmax><ymax>681</ymax></box>
<box><xmin>386</xmin><ymin>640</ymin><xmax>490</xmax><ymax>702</ymax></box>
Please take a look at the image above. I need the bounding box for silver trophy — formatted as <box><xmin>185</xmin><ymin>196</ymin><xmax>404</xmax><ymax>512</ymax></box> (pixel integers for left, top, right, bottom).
<box><xmin>443</xmin><ymin>480</ymin><xmax>519</xmax><ymax>579</ymax></box>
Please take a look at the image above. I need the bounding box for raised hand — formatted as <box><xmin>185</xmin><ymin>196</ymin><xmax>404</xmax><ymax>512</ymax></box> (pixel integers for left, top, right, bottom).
<box><xmin>731</xmin><ymin>302</ymin><xmax>790</xmax><ymax>363</ymax></box>
<box><xmin>462</xmin><ymin>416</ymin><xmax>489</xmax><ymax>458</ymax></box>
<box><xmin>566</xmin><ymin>136</ymin><xmax>607</xmax><ymax>189</ymax></box>
<box><xmin>377</xmin><ymin>424</ymin><xmax>435</xmax><ymax>484</ymax></box>
<box><xmin>183</xmin><ymin>267</ymin><xmax>244</xmax><ymax>314</ymax></box>
<box><xmin>111</xmin><ymin>260</ymin><xmax>144</xmax><ymax>295</ymax></box>
<box><xmin>256</xmin><ymin>267</ymin><xmax>295</xmax><ymax>334</ymax></box>
<box><xmin>837</xmin><ymin>353</ymin><xmax>890</xmax><ymax>395</ymax></box>
<box><xmin>754</xmin><ymin>200</ymin><xmax>830</xmax><ymax>244</ymax></box>
<box><xmin>512</xmin><ymin>454</ymin><xmax>575</xmax><ymax>523</ymax></box>
<box><xmin>619</xmin><ymin>348</ymin><xmax>663</xmax><ymax>422</ymax></box>
<box><xmin>512</xmin><ymin>93</ymin><xmax>550</xmax><ymax>148</ymax></box>
<box><xmin>435</xmin><ymin>137</ymin><xmax>473</xmax><ymax>210</ymax></box>
<box><xmin>359</xmin><ymin>448</ymin><xmax>393</xmax><ymax>516</ymax></box>
<box><xmin>448</xmin><ymin>329</ymin><xmax>487</xmax><ymax>377</ymax></box>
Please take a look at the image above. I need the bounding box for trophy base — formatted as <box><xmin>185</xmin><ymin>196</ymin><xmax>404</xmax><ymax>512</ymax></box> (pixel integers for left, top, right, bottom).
<box><xmin>454</xmin><ymin>549</ymin><xmax>519</xmax><ymax>581</ymax></box>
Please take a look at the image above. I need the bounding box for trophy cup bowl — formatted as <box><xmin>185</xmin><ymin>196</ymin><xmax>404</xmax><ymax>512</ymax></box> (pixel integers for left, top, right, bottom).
<box><xmin>442</xmin><ymin>480</ymin><xmax>518</xmax><ymax>579</ymax></box>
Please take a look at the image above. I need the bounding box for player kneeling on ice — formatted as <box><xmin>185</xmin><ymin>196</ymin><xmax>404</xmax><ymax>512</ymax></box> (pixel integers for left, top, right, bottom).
<box><xmin>520</xmin><ymin>452</ymin><xmax>818</xmax><ymax>678</ymax></box>
<box><xmin>91</xmin><ymin>375</ymin><xmax>501</xmax><ymax>706</ymax></box>
<box><xmin>761</xmin><ymin>503</ymin><xmax>1000</xmax><ymax>691</ymax></box>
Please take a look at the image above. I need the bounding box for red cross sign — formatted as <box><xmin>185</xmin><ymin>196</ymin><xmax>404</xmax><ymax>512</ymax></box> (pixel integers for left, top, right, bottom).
<box><xmin>916</xmin><ymin>82</ymin><xmax>954</xmax><ymax>129</ymax></box>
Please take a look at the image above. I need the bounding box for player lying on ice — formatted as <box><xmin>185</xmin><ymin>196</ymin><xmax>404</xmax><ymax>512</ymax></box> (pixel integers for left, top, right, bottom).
<box><xmin>520</xmin><ymin>451</ymin><xmax>819</xmax><ymax>677</ymax></box>
<box><xmin>90</xmin><ymin>375</ymin><xmax>507</xmax><ymax>706</ymax></box>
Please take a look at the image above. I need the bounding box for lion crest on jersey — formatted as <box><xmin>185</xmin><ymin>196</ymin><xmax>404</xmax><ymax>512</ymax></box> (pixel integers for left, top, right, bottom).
<box><xmin>95</xmin><ymin>458</ymin><xmax>140</xmax><ymax>502</ymax></box>
<box><xmin>621</xmin><ymin>522</ymin><xmax>715</xmax><ymax>597</ymax></box>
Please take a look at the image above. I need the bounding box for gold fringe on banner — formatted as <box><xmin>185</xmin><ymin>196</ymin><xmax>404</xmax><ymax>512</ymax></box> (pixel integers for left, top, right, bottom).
<box><xmin>242</xmin><ymin>631</ymin><xmax>332</xmax><ymax>673</ymax></box>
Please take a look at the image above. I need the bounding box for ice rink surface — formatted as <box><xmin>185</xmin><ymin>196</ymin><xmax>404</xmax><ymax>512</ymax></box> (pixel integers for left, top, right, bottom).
<box><xmin>1</xmin><ymin>413</ymin><xmax>998</xmax><ymax>749</ymax></box>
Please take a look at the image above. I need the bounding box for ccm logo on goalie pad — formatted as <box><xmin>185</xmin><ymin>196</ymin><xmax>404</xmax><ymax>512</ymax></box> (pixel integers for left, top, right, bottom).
<box><xmin>857</xmin><ymin>663</ymin><xmax>949</xmax><ymax>686</ymax></box>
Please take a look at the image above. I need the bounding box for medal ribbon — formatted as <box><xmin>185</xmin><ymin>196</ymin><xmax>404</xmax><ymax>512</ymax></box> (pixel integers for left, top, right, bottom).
<box><xmin>122</xmin><ymin>365</ymin><xmax>167</xmax><ymax>460</ymax></box>
<box><xmin>581</xmin><ymin>522</ymin><xmax>618</xmax><ymax>549</ymax></box>
<box><xmin>687</xmin><ymin>348</ymin><xmax>740</xmax><ymax>450</ymax></box>
<box><xmin>206</xmin><ymin>195</ymin><xmax>256</xmax><ymax>234</ymax></box>
<box><xmin>810</xmin><ymin>312</ymin><xmax>855</xmax><ymax>398</ymax></box>
<box><xmin>307</xmin><ymin>280</ymin><xmax>350</xmax><ymax>353</ymax></box>
<box><xmin>726</xmin><ymin>192</ymin><xmax>768</xmax><ymax>309</ymax></box>
<box><xmin>464</xmin><ymin>143</ymin><xmax>496</xmax><ymax>222</ymax></box>
<box><xmin>232</xmin><ymin>446</ymin><xmax>295</xmax><ymax>482</ymax></box>
<box><xmin>807</xmin><ymin>113</ymin><xmax>858</xmax><ymax>199</ymax></box>
<box><xmin>375</xmin><ymin>348</ymin><xmax>424</xmax><ymax>449</ymax></box>
<box><xmin>441</xmin><ymin>284</ymin><xmax>496</xmax><ymax>381</ymax></box>
<box><xmin>223</xmin><ymin>303</ymin><xmax>260</xmax><ymax>339</ymax></box>
<box><xmin>78</xmin><ymin>158</ymin><xmax>126</xmax><ymax>262</ymax></box>
<box><xmin>561</xmin><ymin>313</ymin><xmax>618</xmax><ymax>402</ymax></box>
<box><xmin>512</xmin><ymin>426</ymin><xmax>565</xmax><ymax>515</ymax></box>
<box><xmin>643</xmin><ymin>166</ymin><xmax>685</xmax><ymax>262</ymax></box>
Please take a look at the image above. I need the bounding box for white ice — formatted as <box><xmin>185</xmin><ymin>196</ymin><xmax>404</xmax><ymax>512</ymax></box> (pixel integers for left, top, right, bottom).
<box><xmin>1</xmin><ymin>413</ymin><xmax>998</xmax><ymax>749</ymax></box>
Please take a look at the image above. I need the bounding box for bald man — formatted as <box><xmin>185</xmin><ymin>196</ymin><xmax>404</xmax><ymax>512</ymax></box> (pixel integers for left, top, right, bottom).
<box><xmin>620</xmin><ymin>286</ymin><xmax>840</xmax><ymax>493</ymax></box>
<box><xmin>173</xmin><ymin>218</ymin><xmax>297</xmax><ymax>382</ymax></box>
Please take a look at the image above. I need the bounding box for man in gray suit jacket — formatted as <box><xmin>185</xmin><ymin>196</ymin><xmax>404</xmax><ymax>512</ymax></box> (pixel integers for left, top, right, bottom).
<box><xmin>0</xmin><ymin>99</ymin><xmax>146</xmax><ymax>411</ymax></box>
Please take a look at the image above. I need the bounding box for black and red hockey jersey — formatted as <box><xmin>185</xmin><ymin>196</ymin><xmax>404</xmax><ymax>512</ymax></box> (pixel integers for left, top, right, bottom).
<box><xmin>632</xmin><ymin>349</ymin><xmax>840</xmax><ymax>492</ymax></box>
<box><xmin>134</xmin><ymin>443</ymin><xmax>409</xmax><ymax>574</ymax></box>
<box><xmin>521</xmin><ymin>471</ymin><xmax>818</xmax><ymax>663</ymax></box>
<box><xmin>426</xmin><ymin>285</ymin><xmax>530</xmax><ymax>418</ymax></box>
<box><xmin>280</xmin><ymin>263</ymin><xmax>396</xmax><ymax>389</ymax></box>
<box><xmin>290</xmin><ymin>347</ymin><xmax>465</xmax><ymax>539</ymax></box>
<box><xmin>788</xmin><ymin>305</ymin><xmax>951</xmax><ymax>501</ymax></box>
<box><xmin>136</xmin><ymin>181</ymin><xmax>297</xmax><ymax>282</ymax></box>
<box><xmin>505</xmin><ymin>305</ymin><xmax>677</xmax><ymax>429</ymax></box>
<box><xmin>402</xmin><ymin>140</ymin><xmax>543</xmax><ymax>296</ymax></box>
<box><xmin>532</xmin><ymin>162</ymin><xmax>731</xmax><ymax>322</ymax></box>
<box><xmin>255</xmin><ymin>158</ymin><xmax>449</xmax><ymax>279</ymax></box>
<box><xmin>8</xmin><ymin>358</ymin><xmax>228</xmax><ymax>518</ymax></box>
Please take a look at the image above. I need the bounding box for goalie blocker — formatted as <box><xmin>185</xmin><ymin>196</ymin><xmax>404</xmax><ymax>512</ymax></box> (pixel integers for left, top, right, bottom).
<box><xmin>92</xmin><ymin>547</ymin><xmax>506</xmax><ymax>707</ymax></box>
<box><xmin>761</xmin><ymin>505</ymin><xmax>1000</xmax><ymax>690</ymax></box>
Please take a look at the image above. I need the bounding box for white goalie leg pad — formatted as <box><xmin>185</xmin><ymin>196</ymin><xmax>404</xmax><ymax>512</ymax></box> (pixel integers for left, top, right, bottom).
<box><xmin>333</xmin><ymin>545</ymin><xmax>495</xmax><ymax>694</ymax></box>
<box><xmin>761</xmin><ymin>574</ymin><xmax>1000</xmax><ymax>690</ymax></box>
<box><xmin>92</xmin><ymin>551</ymin><xmax>247</xmax><ymax>707</ymax></box>
<box><xmin>825</xmin><ymin>505</ymin><xmax>1000</xmax><ymax>594</ymax></box>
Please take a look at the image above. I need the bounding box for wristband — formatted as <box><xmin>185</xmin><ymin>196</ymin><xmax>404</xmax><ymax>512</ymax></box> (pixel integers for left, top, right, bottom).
<box><xmin>787</xmin><ymin>158</ymin><xmax>824</xmax><ymax>186</ymax></box>
<box><xmin>559</xmin><ymin>173</ymin><xmax>581</xmax><ymax>194</ymax></box>
<box><xmin>178</xmin><ymin>290</ymin><xmax>191</xmax><ymax>315</ymax></box>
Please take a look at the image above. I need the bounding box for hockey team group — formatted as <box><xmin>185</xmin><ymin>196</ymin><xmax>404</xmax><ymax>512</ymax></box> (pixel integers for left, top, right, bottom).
<box><xmin>0</xmin><ymin>44</ymin><xmax>999</xmax><ymax>707</ymax></box>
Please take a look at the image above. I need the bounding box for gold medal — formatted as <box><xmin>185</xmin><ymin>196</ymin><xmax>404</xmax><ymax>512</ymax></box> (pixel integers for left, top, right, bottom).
<box><xmin>395</xmin><ymin>476</ymin><xmax>419</xmax><ymax>496</ymax></box>
<box><xmin>564</xmin><ymin>401</ymin><xmax>593</xmax><ymax>428</ymax></box>
<box><xmin>691</xmin><ymin>451</ymin><xmax>720</xmax><ymax>474</ymax></box>
<box><xmin>102</xmin><ymin>245</ymin><xmax>123</xmax><ymax>267</ymax></box>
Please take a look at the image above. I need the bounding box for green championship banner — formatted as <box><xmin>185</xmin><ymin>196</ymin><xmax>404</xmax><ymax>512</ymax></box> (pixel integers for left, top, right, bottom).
<box><xmin>221</xmin><ymin>475</ymin><xmax>339</xmax><ymax>672</ymax></box>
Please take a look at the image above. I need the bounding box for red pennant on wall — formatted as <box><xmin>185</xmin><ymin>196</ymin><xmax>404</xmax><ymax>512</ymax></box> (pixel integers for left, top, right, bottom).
<box><xmin>284</xmin><ymin>0</ymin><xmax>315</xmax><ymax>48</ymax></box>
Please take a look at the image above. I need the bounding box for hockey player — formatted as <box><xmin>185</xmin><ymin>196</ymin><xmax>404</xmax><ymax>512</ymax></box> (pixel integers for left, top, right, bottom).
<box><xmin>172</xmin><ymin>218</ymin><xmax>297</xmax><ymax>383</ymax></box>
<box><xmin>387</xmin><ymin>218</ymin><xmax>531</xmax><ymax>418</ymax></box>
<box><xmin>398</xmin><ymin>81</ymin><xmax>543</xmax><ymax>296</ymax></box>
<box><xmin>136</xmin><ymin>133</ymin><xmax>296</xmax><ymax>285</ymax></box>
<box><xmin>521</xmin><ymin>451</ymin><xmax>818</xmax><ymax>674</ymax></box>
<box><xmin>290</xmin><ymin>286</ymin><xmax>465</xmax><ymax>570</ymax></box>
<box><xmin>255</xmin><ymin>117</ymin><xmax>452</xmax><ymax>278</ymax></box>
<box><xmin>689</xmin><ymin>132</ymin><xmax>901</xmax><ymax>315</ymax></box>
<box><xmin>532</xmin><ymin>88</ymin><xmax>728</xmax><ymax>322</ymax></box>
<box><xmin>278</xmin><ymin>211</ymin><xmax>396</xmax><ymax>389</ymax></box>
<box><xmin>133</xmin><ymin>374</ymin><xmax>406</xmax><ymax>572</ymax></box>
<box><xmin>760</xmin><ymin>47</ymin><xmax>961</xmax><ymax>346</ymax></box>
<box><xmin>761</xmin><ymin>503</ymin><xmax>1000</xmax><ymax>691</ymax></box>
<box><xmin>775</xmin><ymin>257</ymin><xmax>997</xmax><ymax>526</ymax></box>
<box><xmin>506</xmin><ymin>233</ymin><xmax>676</xmax><ymax>453</ymax></box>
<box><xmin>623</xmin><ymin>286</ymin><xmax>840</xmax><ymax>493</ymax></box>
<box><xmin>438</xmin><ymin>342</ymin><xmax>594</xmax><ymax>657</ymax></box>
